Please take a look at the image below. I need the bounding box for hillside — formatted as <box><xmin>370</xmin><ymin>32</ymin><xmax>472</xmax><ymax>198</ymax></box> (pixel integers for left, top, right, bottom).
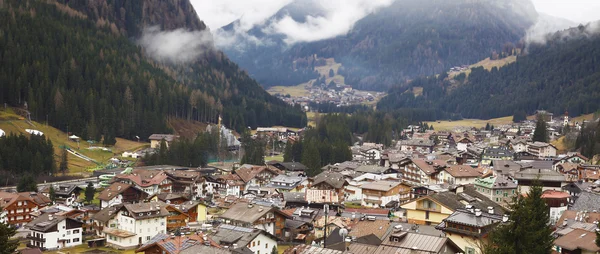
<box><xmin>221</xmin><ymin>0</ymin><xmax>537</xmax><ymax>91</ymax></box>
<box><xmin>0</xmin><ymin>108</ymin><xmax>147</xmax><ymax>175</ymax></box>
<box><xmin>378</xmin><ymin>23</ymin><xmax>600</xmax><ymax>120</ymax></box>
<box><xmin>0</xmin><ymin>0</ymin><xmax>306</xmax><ymax>144</ymax></box>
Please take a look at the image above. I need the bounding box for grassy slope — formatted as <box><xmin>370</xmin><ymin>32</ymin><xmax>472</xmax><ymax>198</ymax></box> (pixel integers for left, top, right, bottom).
<box><xmin>426</xmin><ymin>116</ymin><xmax>514</xmax><ymax>131</ymax></box>
<box><xmin>448</xmin><ymin>56</ymin><xmax>517</xmax><ymax>78</ymax></box>
<box><xmin>0</xmin><ymin>109</ymin><xmax>148</xmax><ymax>175</ymax></box>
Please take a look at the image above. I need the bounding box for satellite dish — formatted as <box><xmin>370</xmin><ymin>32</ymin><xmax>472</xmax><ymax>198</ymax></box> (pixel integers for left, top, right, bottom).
<box><xmin>339</xmin><ymin>228</ymin><xmax>349</xmax><ymax>238</ymax></box>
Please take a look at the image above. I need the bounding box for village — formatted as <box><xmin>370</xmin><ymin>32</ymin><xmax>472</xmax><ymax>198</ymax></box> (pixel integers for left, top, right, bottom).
<box><xmin>2</xmin><ymin>110</ymin><xmax>600</xmax><ymax>254</ymax></box>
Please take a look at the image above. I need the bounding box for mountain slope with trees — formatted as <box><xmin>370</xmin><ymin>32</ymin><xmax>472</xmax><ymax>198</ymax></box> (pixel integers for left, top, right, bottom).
<box><xmin>0</xmin><ymin>0</ymin><xmax>306</xmax><ymax>144</ymax></box>
<box><xmin>222</xmin><ymin>0</ymin><xmax>537</xmax><ymax>90</ymax></box>
<box><xmin>378</xmin><ymin>23</ymin><xmax>600</xmax><ymax>120</ymax></box>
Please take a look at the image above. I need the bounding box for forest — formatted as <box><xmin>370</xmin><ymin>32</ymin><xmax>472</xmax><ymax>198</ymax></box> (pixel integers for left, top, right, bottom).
<box><xmin>0</xmin><ymin>134</ymin><xmax>56</xmax><ymax>185</ymax></box>
<box><xmin>378</xmin><ymin>24</ymin><xmax>600</xmax><ymax>120</ymax></box>
<box><xmin>142</xmin><ymin>132</ymin><xmax>220</xmax><ymax>168</ymax></box>
<box><xmin>0</xmin><ymin>0</ymin><xmax>306</xmax><ymax>145</ymax></box>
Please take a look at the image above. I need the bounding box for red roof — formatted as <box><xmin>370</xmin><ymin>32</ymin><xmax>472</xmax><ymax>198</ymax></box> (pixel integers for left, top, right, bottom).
<box><xmin>541</xmin><ymin>190</ymin><xmax>571</xmax><ymax>199</ymax></box>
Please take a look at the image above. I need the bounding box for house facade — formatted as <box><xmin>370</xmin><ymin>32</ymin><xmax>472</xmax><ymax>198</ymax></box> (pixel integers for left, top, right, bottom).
<box><xmin>474</xmin><ymin>175</ymin><xmax>518</xmax><ymax>206</ymax></box>
<box><xmin>0</xmin><ymin>191</ymin><xmax>40</xmax><ymax>226</ymax></box>
<box><xmin>360</xmin><ymin>181</ymin><xmax>411</xmax><ymax>208</ymax></box>
<box><xmin>25</xmin><ymin>213</ymin><xmax>83</xmax><ymax>251</ymax></box>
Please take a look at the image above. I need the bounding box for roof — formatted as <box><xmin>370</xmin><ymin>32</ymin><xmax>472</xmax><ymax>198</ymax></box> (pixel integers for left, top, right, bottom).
<box><xmin>411</xmin><ymin>159</ymin><xmax>447</xmax><ymax>175</ymax></box>
<box><xmin>54</xmin><ymin>185</ymin><xmax>83</xmax><ymax>196</ymax></box>
<box><xmin>399</xmin><ymin>139</ymin><xmax>435</xmax><ymax>147</ymax></box>
<box><xmin>312</xmin><ymin>171</ymin><xmax>347</xmax><ymax>189</ymax></box>
<box><xmin>235</xmin><ymin>166</ymin><xmax>279</xmax><ymax>183</ymax></box>
<box><xmin>156</xmin><ymin>192</ymin><xmax>189</xmax><ymax>202</ymax></box>
<box><xmin>103</xmin><ymin>228</ymin><xmax>136</xmax><ymax>238</ymax></box>
<box><xmin>553</xmin><ymin>228</ymin><xmax>600</xmax><ymax>252</ymax></box>
<box><xmin>92</xmin><ymin>204</ymin><xmax>122</xmax><ymax>223</ymax></box>
<box><xmin>18</xmin><ymin>192</ymin><xmax>51</xmax><ymax>206</ymax></box>
<box><xmin>348</xmin><ymin>220</ymin><xmax>391</xmax><ymax>240</ymax></box>
<box><xmin>0</xmin><ymin>191</ymin><xmax>35</xmax><ymax>209</ymax></box>
<box><xmin>148</xmin><ymin>134</ymin><xmax>178</xmax><ymax>141</ymax></box>
<box><xmin>210</xmin><ymin>224</ymin><xmax>271</xmax><ymax>249</ymax></box>
<box><xmin>514</xmin><ymin>168</ymin><xmax>566</xmax><ymax>182</ymax></box>
<box><xmin>490</xmin><ymin>160</ymin><xmax>522</xmax><ymax>175</ymax></box>
<box><xmin>474</xmin><ymin>175</ymin><xmax>518</xmax><ymax>189</ymax></box>
<box><xmin>571</xmin><ymin>191</ymin><xmax>600</xmax><ymax>211</ymax></box>
<box><xmin>179</xmin><ymin>245</ymin><xmax>232</xmax><ymax>254</ymax></box>
<box><xmin>26</xmin><ymin>213</ymin><xmax>82</xmax><ymax>232</ymax></box>
<box><xmin>283</xmin><ymin>192</ymin><xmax>306</xmax><ymax>203</ymax></box>
<box><xmin>443</xmin><ymin>165</ymin><xmax>482</xmax><ymax>178</ymax></box>
<box><xmin>219</xmin><ymin>202</ymin><xmax>276</xmax><ymax>224</ymax></box>
<box><xmin>275</xmin><ymin>162</ymin><xmax>308</xmax><ymax>171</ymax></box>
<box><xmin>361</xmin><ymin>181</ymin><xmax>404</xmax><ymax>192</ymax></box>
<box><xmin>136</xmin><ymin>233</ymin><xmax>220</xmax><ymax>253</ymax></box>
<box><xmin>418</xmin><ymin>186</ymin><xmax>506</xmax><ymax>215</ymax></box>
<box><xmin>123</xmin><ymin>201</ymin><xmax>170</xmax><ymax>220</ymax></box>
<box><xmin>483</xmin><ymin>148</ymin><xmax>513</xmax><ymax>157</ymax></box>
<box><xmin>113</xmin><ymin>169</ymin><xmax>170</xmax><ymax>187</ymax></box>
<box><xmin>18</xmin><ymin>248</ymin><xmax>43</xmax><ymax>254</ymax></box>
<box><xmin>375</xmin><ymin>231</ymin><xmax>456</xmax><ymax>253</ymax></box>
<box><xmin>355</xmin><ymin>165</ymin><xmax>389</xmax><ymax>174</ymax></box>
<box><xmin>97</xmin><ymin>182</ymin><xmax>136</xmax><ymax>201</ymax></box>
<box><xmin>266</xmin><ymin>175</ymin><xmax>306</xmax><ymax>190</ymax></box>
<box><xmin>283</xmin><ymin>244</ymin><xmax>342</xmax><ymax>254</ymax></box>
<box><xmin>541</xmin><ymin>190</ymin><xmax>570</xmax><ymax>199</ymax></box>
<box><xmin>439</xmin><ymin>209</ymin><xmax>503</xmax><ymax>231</ymax></box>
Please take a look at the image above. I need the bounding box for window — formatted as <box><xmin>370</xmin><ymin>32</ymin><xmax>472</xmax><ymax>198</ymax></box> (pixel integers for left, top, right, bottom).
<box><xmin>67</xmin><ymin>230</ymin><xmax>71</xmax><ymax>235</ymax></box>
<box><xmin>252</xmin><ymin>241</ymin><xmax>255</xmax><ymax>247</ymax></box>
<box><xmin>466</xmin><ymin>247</ymin><xmax>476</xmax><ymax>254</ymax></box>
<box><xmin>258</xmin><ymin>240</ymin><xmax>260</xmax><ymax>246</ymax></box>
<box><xmin>146</xmin><ymin>236</ymin><xmax>151</xmax><ymax>241</ymax></box>
<box><xmin>266</xmin><ymin>243</ymin><xmax>268</xmax><ymax>249</ymax></box>
<box><xmin>73</xmin><ymin>238</ymin><xmax>80</xmax><ymax>243</ymax></box>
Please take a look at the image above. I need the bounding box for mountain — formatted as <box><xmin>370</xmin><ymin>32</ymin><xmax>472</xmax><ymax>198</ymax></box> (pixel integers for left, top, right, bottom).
<box><xmin>0</xmin><ymin>0</ymin><xmax>306</xmax><ymax>143</ymax></box>
<box><xmin>220</xmin><ymin>0</ymin><xmax>538</xmax><ymax>91</ymax></box>
<box><xmin>377</xmin><ymin>22</ymin><xmax>600</xmax><ymax>119</ymax></box>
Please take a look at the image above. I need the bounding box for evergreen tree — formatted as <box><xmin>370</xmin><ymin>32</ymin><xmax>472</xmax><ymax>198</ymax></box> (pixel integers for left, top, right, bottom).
<box><xmin>301</xmin><ymin>141</ymin><xmax>322</xmax><ymax>177</ymax></box>
<box><xmin>0</xmin><ymin>206</ymin><xmax>18</xmax><ymax>254</ymax></box>
<box><xmin>484</xmin><ymin>182</ymin><xmax>554</xmax><ymax>254</ymax></box>
<box><xmin>329</xmin><ymin>69</ymin><xmax>335</xmax><ymax>77</ymax></box>
<box><xmin>283</xmin><ymin>142</ymin><xmax>293</xmax><ymax>162</ymax></box>
<box><xmin>596</xmin><ymin>229</ymin><xmax>600</xmax><ymax>248</ymax></box>
<box><xmin>85</xmin><ymin>182</ymin><xmax>96</xmax><ymax>205</ymax></box>
<box><xmin>17</xmin><ymin>176</ymin><xmax>37</xmax><ymax>192</ymax></box>
<box><xmin>271</xmin><ymin>246</ymin><xmax>278</xmax><ymax>254</ymax></box>
<box><xmin>533</xmin><ymin>114</ymin><xmax>549</xmax><ymax>142</ymax></box>
<box><xmin>49</xmin><ymin>186</ymin><xmax>56</xmax><ymax>203</ymax></box>
<box><xmin>485</xmin><ymin>123</ymin><xmax>490</xmax><ymax>130</ymax></box>
<box><xmin>59</xmin><ymin>148</ymin><xmax>68</xmax><ymax>175</ymax></box>
<box><xmin>513</xmin><ymin>110</ymin><xmax>527</xmax><ymax>123</ymax></box>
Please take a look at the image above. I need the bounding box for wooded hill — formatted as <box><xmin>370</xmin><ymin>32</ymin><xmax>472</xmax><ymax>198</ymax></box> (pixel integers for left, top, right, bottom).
<box><xmin>222</xmin><ymin>0</ymin><xmax>537</xmax><ymax>91</ymax></box>
<box><xmin>0</xmin><ymin>0</ymin><xmax>306</xmax><ymax>144</ymax></box>
<box><xmin>377</xmin><ymin>23</ymin><xmax>600</xmax><ymax>120</ymax></box>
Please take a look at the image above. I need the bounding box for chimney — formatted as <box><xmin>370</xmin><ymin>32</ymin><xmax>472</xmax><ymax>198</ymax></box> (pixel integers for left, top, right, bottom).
<box><xmin>475</xmin><ymin>209</ymin><xmax>482</xmax><ymax>217</ymax></box>
<box><xmin>233</xmin><ymin>243</ymin><xmax>238</xmax><ymax>249</ymax></box>
<box><xmin>48</xmin><ymin>214</ymin><xmax>54</xmax><ymax>221</ymax></box>
<box><xmin>488</xmin><ymin>206</ymin><xmax>494</xmax><ymax>214</ymax></box>
<box><xmin>466</xmin><ymin>205</ymin><xmax>474</xmax><ymax>213</ymax></box>
<box><xmin>502</xmin><ymin>214</ymin><xmax>509</xmax><ymax>223</ymax></box>
<box><xmin>117</xmin><ymin>185</ymin><xmax>122</xmax><ymax>191</ymax></box>
<box><xmin>258</xmin><ymin>206</ymin><xmax>264</xmax><ymax>212</ymax></box>
<box><xmin>248</xmin><ymin>204</ymin><xmax>254</xmax><ymax>209</ymax></box>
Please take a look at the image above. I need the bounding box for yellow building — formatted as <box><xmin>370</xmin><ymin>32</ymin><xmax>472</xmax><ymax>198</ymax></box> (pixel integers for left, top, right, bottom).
<box><xmin>402</xmin><ymin>196</ymin><xmax>454</xmax><ymax>225</ymax></box>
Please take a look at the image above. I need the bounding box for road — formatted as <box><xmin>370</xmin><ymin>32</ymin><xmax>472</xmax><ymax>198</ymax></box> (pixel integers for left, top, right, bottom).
<box><xmin>0</xmin><ymin>177</ymin><xmax>98</xmax><ymax>192</ymax></box>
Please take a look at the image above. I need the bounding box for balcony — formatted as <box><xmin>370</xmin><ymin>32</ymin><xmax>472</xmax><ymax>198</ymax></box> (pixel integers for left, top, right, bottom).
<box><xmin>416</xmin><ymin>204</ymin><xmax>441</xmax><ymax>212</ymax></box>
<box><xmin>26</xmin><ymin>235</ymin><xmax>46</xmax><ymax>242</ymax></box>
<box><xmin>26</xmin><ymin>243</ymin><xmax>46</xmax><ymax>251</ymax></box>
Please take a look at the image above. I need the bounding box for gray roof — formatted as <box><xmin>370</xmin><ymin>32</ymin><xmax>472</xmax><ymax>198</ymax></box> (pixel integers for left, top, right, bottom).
<box><xmin>180</xmin><ymin>245</ymin><xmax>232</xmax><ymax>254</ymax></box>
<box><xmin>518</xmin><ymin>160</ymin><xmax>554</xmax><ymax>170</ymax></box>
<box><xmin>514</xmin><ymin>168</ymin><xmax>566</xmax><ymax>182</ymax></box>
<box><xmin>219</xmin><ymin>202</ymin><xmax>275</xmax><ymax>224</ymax></box>
<box><xmin>483</xmin><ymin>148</ymin><xmax>513</xmax><ymax>157</ymax></box>
<box><xmin>361</xmin><ymin>180</ymin><xmax>403</xmax><ymax>192</ymax></box>
<box><xmin>571</xmin><ymin>191</ymin><xmax>600</xmax><ymax>211</ymax></box>
<box><xmin>265</xmin><ymin>175</ymin><xmax>306</xmax><ymax>190</ymax></box>
<box><xmin>441</xmin><ymin>209</ymin><xmax>503</xmax><ymax>228</ymax></box>
<box><xmin>398</xmin><ymin>139</ymin><xmax>434</xmax><ymax>147</ymax></box>
<box><xmin>355</xmin><ymin>165</ymin><xmax>389</xmax><ymax>174</ymax></box>
<box><xmin>283</xmin><ymin>192</ymin><xmax>306</xmax><ymax>203</ymax></box>
<box><xmin>123</xmin><ymin>201</ymin><xmax>170</xmax><ymax>220</ymax></box>
<box><xmin>92</xmin><ymin>204</ymin><xmax>123</xmax><ymax>223</ymax></box>
<box><xmin>210</xmin><ymin>224</ymin><xmax>275</xmax><ymax>251</ymax></box>
<box><xmin>276</xmin><ymin>162</ymin><xmax>308</xmax><ymax>171</ymax></box>
<box><xmin>425</xmin><ymin>186</ymin><xmax>506</xmax><ymax>215</ymax></box>
<box><xmin>26</xmin><ymin>213</ymin><xmax>74</xmax><ymax>232</ymax></box>
<box><xmin>312</xmin><ymin>171</ymin><xmax>347</xmax><ymax>189</ymax></box>
<box><xmin>491</xmin><ymin>160</ymin><xmax>522</xmax><ymax>175</ymax></box>
<box><xmin>148</xmin><ymin>134</ymin><xmax>177</xmax><ymax>141</ymax></box>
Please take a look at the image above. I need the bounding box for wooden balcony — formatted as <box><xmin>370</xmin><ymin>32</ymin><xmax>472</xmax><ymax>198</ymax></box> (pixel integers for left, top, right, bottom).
<box><xmin>26</xmin><ymin>235</ymin><xmax>46</xmax><ymax>242</ymax></box>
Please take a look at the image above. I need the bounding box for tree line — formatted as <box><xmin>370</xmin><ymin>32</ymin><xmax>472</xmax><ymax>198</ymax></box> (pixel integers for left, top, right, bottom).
<box><xmin>0</xmin><ymin>0</ymin><xmax>306</xmax><ymax>146</ymax></box>
<box><xmin>0</xmin><ymin>133</ymin><xmax>55</xmax><ymax>186</ymax></box>
<box><xmin>142</xmin><ymin>132</ymin><xmax>220</xmax><ymax>168</ymax></box>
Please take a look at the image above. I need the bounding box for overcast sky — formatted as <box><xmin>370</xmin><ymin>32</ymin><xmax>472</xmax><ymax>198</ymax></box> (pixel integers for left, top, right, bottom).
<box><xmin>192</xmin><ymin>0</ymin><xmax>600</xmax><ymax>31</ymax></box>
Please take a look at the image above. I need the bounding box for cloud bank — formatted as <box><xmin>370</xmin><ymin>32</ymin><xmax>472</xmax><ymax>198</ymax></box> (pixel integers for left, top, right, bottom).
<box><xmin>138</xmin><ymin>26</ymin><xmax>214</xmax><ymax>63</ymax></box>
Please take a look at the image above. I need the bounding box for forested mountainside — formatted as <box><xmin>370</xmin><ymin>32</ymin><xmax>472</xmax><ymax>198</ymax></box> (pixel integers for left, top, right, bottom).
<box><xmin>222</xmin><ymin>0</ymin><xmax>537</xmax><ymax>90</ymax></box>
<box><xmin>377</xmin><ymin>23</ymin><xmax>600</xmax><ymax>119</ymax></box>
<box><xmin>0</xmin><ymin>0</ymin><xmax>306</xmax><ymax>144</ymax></box>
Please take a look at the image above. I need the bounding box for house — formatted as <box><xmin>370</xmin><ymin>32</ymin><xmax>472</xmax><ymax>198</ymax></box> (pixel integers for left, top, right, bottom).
<box><xmin>165</xmin><ymin>205</ymin><xmax>189</xmax><ymax>231</ymax></box>
<box><xmin>25</xmin><ymin>213</ymin><xmax>83</xmax><ymax>251</ymax></box>
<box><xmin>283</xmin><ymin>245</ymin><xmax>343</xmax><ymax>254</ymax></box>
<box><xmin>0</xmin><ymin>191</ymin><xmax>41</xmax><ymax>226</ymax></box>
<box><xmin>506</xmin><ymin>138</ymin><xmax>529</xmax><ymax>153</ymax></box>
<box><xmin>562</xmin><ymin>181</ymin><xmax>592</xmax><ymax>204</ymax></box>
<box><xmin>407</xmin><ymin>159</ymin><xmax>447</xmax><ymax>185</ymax></box>
<box><xmin>481</xmin><ymin>148</ymin><xmax>513</xmax><ymax>166</ymax></box>
<box><xmin>527</xmin><ymin>142</ymin><xmax>557</xmax><ymax>158</ymax></box>
<box><xmin>235</xmin><ymin>165</ymin><xmax>281</xmax><ymax>191</ymax></box>
<box><xmin>165</xmin><ymin>170</ymin><xmax>203</xmax><ymax>197</ymax></box>
<box><xmin>344</xmin><ymin>173</ymin><xmax>402</xmax><ymax>202</ymax></box>
<box><xmin>269</xmin><ymin>162</ymin><xmax>308</xmax><ymax>173</ymax></box>
<box><xmin>402</xmin><ymin>186</ymin><xmax>505</xmax><ymax>225</ymax></box>
<box><xmin>456</xmin><ymin>137</ymin><xmax>474</xmax><ymax>152</ymax></box>
<box><xmin>380</xmin><ymin>153</ymin><xmax>411</xmax><ymax>170</ymax></box>
<box><xmin>571</xmin><ymin>191</ymin><xmax>600</xmax><ymax>213</ymax></box>
<box><xmin>554</xmin><ymin>210</ymin><xmax>600</xmax><ymax>237</ymax></box>
<box><xmin>474</xmin><ymin>175</ymin><xmax>518</xmax><ymax>206</ymax></box>
<box><xmin>554</xmin><ymin>153</ymin><xmax>589</xmax><ymax>167</ymax></box>
<box><xmin>148</xmin><ymin>134</ymin><xmax>178</xmax><ymax>149</ymax></box>
<box><xmin>355</xmin><ymin>165</ymin><xmax>398</xmax><ymax>175</ymax></box>
<box><xmin>215</xmin><ymin>174</ymin><xmax>244</xmax><ymax>197</ymax></box>
<box><xmin>265</xmin><ymin>174</ymin><xmax>308</xmax><ymax>192</ymax></box>
<box><xmin>490</xmin><ymin>160</ymin><xmax>522</xmax><ymax>176</ymax></box>
<box><xmin>347</xmin><ymin>219</ymin><xmax>392</xmax><ymax>246</ymax></box>
<box><xmin>112</xmin><ymin>169</ymin><xmax>172</xmax><ymax>196</ymax></box>
<box><xmin>218</xmin><ymin>201</ymin><xmax>290</xmax><ymax>238</ymax></box>
<box><xmin>553</xmin><ymin>228</ymin><xmax>600</xmax><ymax>254</ymax></box>
<box><xmin>136</xmin><ymin>233</ymin><xmax>221</xmax><ymax>254</ymax></box>
<box><xmin>284</xmin><ymin>219</ymin><xmax>312</xmax><ymax>242</ymax></box>
<box><xmin>211</xmin><ymin>224</ymin><xmax>278</xmax><ymax>254</ymax></box>
<box><xmin>436</xmin><ymin>208</ymin><xmax>506</xmax><ymax>254</ymax></box>
<box><xmin>360</xmin><ymin>180</ymin><xmax>411</xmax><ymax>208</ymax></box>
<box><xmin>19</xmin><ymin>192</ymin><xmax>51</xmax><ymax>208</ymax></box>
<box><xmin>98</xmin><ymin>182</ymin><xmax>148</xmax><ymax>209</ymax></box>
<box><xmin>398</xmin><ymin>139</ymin><xmax>435</xmax><ymax>153</ymax></box>
<box><xmin>513</xmin><ymin>168</ymin><xmax>566</xmax><ymax>194</ymax></box>
<box><xmin>309</xmin><ymin>171</ymin><xmax>348</xmax><ymax>200</ymax></box>
<box><xmin>150</xmin><ymin>192</ymin><xmax>189</xmax><ymax>204</ymax></box>
<box><xmin>53</xmin><ymin>185</ymin><xmax>84</xmax><ymax>203</ymax></box>
<box><xmin>93</xmin><ymin>202</ymin><xmax>170</xmax><ymax>249</ymax></box>
<box><xmin>438</xmin><ymin>165</ymin><xmax>483</xmax><ymax>185</ymax></box>
<box><xmin>541</xmin><ymin>190</ymin><xmax>570</xmax><ymax>225</ymax></box>
<box><xmin>576</xmin><ymin>164</ymin><xmax>600</xmax><ymax>182</ymax></box>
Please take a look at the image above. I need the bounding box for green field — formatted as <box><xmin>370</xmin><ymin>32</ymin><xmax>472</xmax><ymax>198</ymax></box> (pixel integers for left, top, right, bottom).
<box><xmin>426</xmin><ymin>116</ymin><xmax>514</xmax><ymax>131</ymax></box>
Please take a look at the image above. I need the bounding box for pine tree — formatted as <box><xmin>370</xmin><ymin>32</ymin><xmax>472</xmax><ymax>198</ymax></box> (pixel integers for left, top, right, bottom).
<box><xmin>271</xmin><ymin>246</ymin><xmax>278</xmax><ymax>254</ymax></box>
<box><xmin>0</xmin><ymin>206</ymin><xmax>18</xmax><ymax>254</ymax></box>
<box><xmin>283</xmin><ymin>142</ymin><xmax>293</xmax><ymax>162</ymax></box>
<box><xmin>533</xmin><ymin>114</ymin><xmax>548</xmax><ymax>142</ymax></box>
<box><xmin>85</xmin><ymin>182</ymin><xmax>95</xmax><ymax>204</ymax></box>
<box><xmin>301</xmin><ymin>141</ymin><xmax>321</xmax><ymax>177</ymax></box>
<box><xmin>59</xmin><ymin>148</ymin><xmax>68</xmax><ymax>175</ymax></box>
<box><xmin>49</xmin><ymin>186</ymin><xmax>56</xmax><ymax>203</ymax></box>
<box><xmin>329</xmin><ymin>69</ymin><xmax>335</xmax><ymax>77</ymax></box>
<box><xmin>485</xmin><ymin>123</ymin><xmax>490</xmax><ymax>130</ymax></box>
<box><xmin>17</xmin><ymin>176</ymin><xmax>37</xmax><ymax>192</ymax></box>
<box><xmin>484</xmin><ymin>182</ymin><xmax>554</xmax><ymax>254</ymax></box>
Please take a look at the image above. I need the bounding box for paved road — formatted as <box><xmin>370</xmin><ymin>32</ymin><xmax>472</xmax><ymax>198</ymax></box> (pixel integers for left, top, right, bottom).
<box><xmin>0</xmin><ymin>177</ymin><xmax>98</xmax><ymax>192</ymax></box>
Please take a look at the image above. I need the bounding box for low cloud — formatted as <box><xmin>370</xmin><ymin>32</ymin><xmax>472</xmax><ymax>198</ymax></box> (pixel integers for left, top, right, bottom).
<box><xmin>264</xmin><ymin>0</ymin><xmax>393</xmax><ymax>44</ymax></box>
<box><xmin>138</xmin><ymin>26</ymin><xmax>214</xmax><ymax>63</ymax></box>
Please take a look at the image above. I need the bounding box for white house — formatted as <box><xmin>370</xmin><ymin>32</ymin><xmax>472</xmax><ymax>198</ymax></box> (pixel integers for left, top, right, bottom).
<box><xmin>25</xmin><ymin>213</ymin><xmax>83</xmax><ymax>251</ymax></box>
<box><xmin>360</xmin><ymin>180</ymin><xmax>411</xmax><ymax>208</ymax></box>
<box><xmin>438</xmin><ymin>165</ymin><xmax>483</xmax><ymax>185</ymax></box>
<box><xmin>527</xmin><ymin>142</ymin><xmax>557</xmax><ymax>158</ymax></box>
<box><xmin>211</xmin><ymin>224</ymin><xmax>278</xmax><ymax>254</ymax></box>
<box><xmin>94</xmin><ymin>202</ymin><xmax>169</xmax><ymax>249</ymax></box>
